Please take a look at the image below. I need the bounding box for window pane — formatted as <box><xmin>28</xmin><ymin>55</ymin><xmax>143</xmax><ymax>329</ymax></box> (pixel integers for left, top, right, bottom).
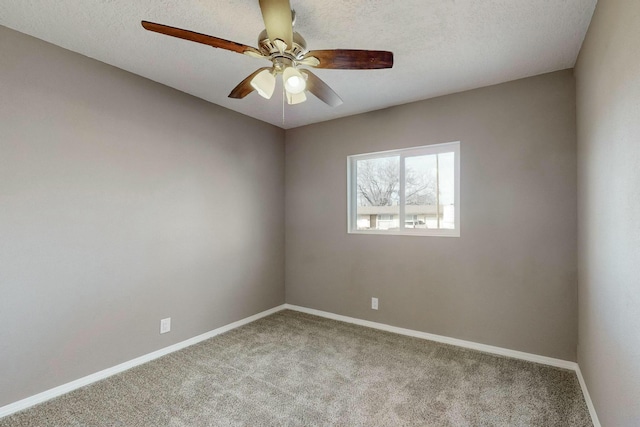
<box><xmin>405</xmin><ymin>154</ymin><xmax>438</xmax><ymax>229</ymax></box>
<box><xmin>356</xmin><ymin>156</ymin><xmax>400</xmax><ymax>230</ymax></box>
<box><xmin>404</xmin><ymin>152</ymin><xmax>455</xmax><ymax>230</ymax></box>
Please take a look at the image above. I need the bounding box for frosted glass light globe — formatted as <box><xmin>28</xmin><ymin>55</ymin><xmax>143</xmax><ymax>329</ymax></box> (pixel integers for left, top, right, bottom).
<box><xmin>283</xmin><ymin>67</ymin><xmax>306</xmax><ymax>94</ymax></box>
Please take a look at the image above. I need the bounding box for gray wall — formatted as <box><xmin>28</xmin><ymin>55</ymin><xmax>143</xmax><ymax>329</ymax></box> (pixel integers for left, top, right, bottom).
<box><xmin>0</xmin><ymin>26</ymin><xmax>285</xmax><ymax>407</ymax></box>
<box><xmin>286</xmin><ymin>70</ymin><xmax>578</xmax><ymax>361</ymax></box>
<box><xmin>575</xmin><ymin>0</ymin><xmax>640</xmax><ymax>425</ymax></box>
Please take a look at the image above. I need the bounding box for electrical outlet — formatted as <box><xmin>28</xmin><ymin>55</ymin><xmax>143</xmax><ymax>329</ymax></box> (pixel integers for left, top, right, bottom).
<box><xmin>160</xmin><ymin>317</ymin><xmax>171</xmax><ymax>334</ymax></box>
<box><xmin>371</xmin><ymin>297</ymin><xmax>379</xmax><ymax>310</ymax></box>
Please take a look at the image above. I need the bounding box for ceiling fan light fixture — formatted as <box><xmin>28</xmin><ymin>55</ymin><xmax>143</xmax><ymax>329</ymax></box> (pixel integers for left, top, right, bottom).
<box><xmin>250</xmin><ymin>69</ymin><xmax>276</xmax><ymax>99</ymax></box>
<box><xmin>283</xmin><ymin>66</ymin><xmax>306</xmax><ymax>94</ymax></box>
<box><xmin>286</xmin><ymin>90</ymin><xmax>307</xmax><ymax>105</ymax></box>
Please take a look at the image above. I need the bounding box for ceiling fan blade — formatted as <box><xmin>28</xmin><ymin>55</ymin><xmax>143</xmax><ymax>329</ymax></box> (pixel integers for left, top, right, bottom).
<box><xmin>303</xmin><ymin>50</ymin><xmax>394</xmax><ymax>70</ymax></box>
<box><xmin>228</xmin><ymin>67</ymin><xmax>272</xmax><ymax>99</ymax></box>
<box><xmin>141</xmin><ymin>21</ymin><xmax>262</xmax><ymax>56</ymax></box>
<box><xmin>301</xmin><ymin>70</ymin><xmax>343</xmax><ymax>107</ymax></box>
<box><xmin>259</xmin><ymin>0</ymin><xmax>293</xmax><ymax>48</ymax></box>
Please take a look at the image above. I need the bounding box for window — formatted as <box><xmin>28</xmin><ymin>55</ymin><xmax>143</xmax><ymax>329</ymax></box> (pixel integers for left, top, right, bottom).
<box><xmin>347</xmin><ymin>142</ymin><xmax>460</xmax><ymax>237</ymax></box>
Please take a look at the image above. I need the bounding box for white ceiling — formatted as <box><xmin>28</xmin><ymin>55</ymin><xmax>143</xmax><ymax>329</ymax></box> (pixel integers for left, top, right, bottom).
<box><xmin>1</xmin><ymin>0</ymin><xmax>596</xmax><ymax>129</ymax></box>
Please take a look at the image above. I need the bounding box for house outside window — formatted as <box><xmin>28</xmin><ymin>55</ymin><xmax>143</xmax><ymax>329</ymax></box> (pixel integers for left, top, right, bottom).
<box><xmin>347</xmin><ymin>142</ymin><xmax>460</xmax><ymax>237</ymax></box>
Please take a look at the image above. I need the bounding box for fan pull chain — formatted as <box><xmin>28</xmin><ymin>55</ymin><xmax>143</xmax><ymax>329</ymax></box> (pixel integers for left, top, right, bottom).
<box><xmin>282</xmin><ymin>83</ymin><xmax>285</xmax><ymax>126</ymax></box>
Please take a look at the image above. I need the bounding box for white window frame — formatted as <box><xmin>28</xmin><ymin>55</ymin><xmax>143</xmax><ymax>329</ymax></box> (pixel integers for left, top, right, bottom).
<box><xmin>347</xmin><ymin>141</ymin><xmax>460</xmax><ymax>237</ymax></box>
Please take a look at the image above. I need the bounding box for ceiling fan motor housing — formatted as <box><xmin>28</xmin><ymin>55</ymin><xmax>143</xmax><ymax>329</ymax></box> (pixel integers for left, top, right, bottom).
<box><xmin>258</xmin><ymin>29</ymin><xmax>307</xmax><ymax>61</ymax></box>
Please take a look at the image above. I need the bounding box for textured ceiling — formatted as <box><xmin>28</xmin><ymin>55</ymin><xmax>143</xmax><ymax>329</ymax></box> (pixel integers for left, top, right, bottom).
<box><xmin>0</xmin><ymin>0</ymin><xmax>596</xmax><ymax>129</ymax></box>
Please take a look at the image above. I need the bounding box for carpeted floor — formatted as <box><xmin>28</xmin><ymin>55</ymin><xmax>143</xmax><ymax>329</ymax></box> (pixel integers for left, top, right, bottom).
<box><xmin>1</xmin><ymin>310</ymin><xmax>592</xmax><ymax>426</ymax></box>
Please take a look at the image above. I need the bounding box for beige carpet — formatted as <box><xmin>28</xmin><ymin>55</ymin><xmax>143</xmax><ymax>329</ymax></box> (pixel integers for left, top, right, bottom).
<box><xmin>1</xmin><ymin>310</ymin><xmax>592</xmax><ymax>426</ymax></box>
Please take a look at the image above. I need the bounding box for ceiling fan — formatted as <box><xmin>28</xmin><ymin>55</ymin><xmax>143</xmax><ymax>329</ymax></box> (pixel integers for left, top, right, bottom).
<box><xmin>141</xmin><ymin>0</ymin><xmax>393</xmax><ymax>107</ymax></box>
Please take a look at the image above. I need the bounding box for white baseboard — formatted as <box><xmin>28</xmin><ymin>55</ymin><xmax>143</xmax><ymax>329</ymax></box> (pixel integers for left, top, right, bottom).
<box><xmin>575</xmin><ymin>365</ymin><xmax>602</xmax><ymax>427</ymax></box>
<box><xmin>284</xmin><ymin>304</ymin><xmax>601</xmax><ymax>426</ymax></box>
<box><xmin>1</xmin><ymin>302</ymin><xmax>600</xmax><ymax>427</ymax></box>
<box><xmin>284</xmin><ymin>304</ymin><xmax>577</xmax><ymax>369</ymax></box>
<box><xmin>0</xmin><ymin>304</ymin><xmax>286</xmax><ymax>419</ymax></box>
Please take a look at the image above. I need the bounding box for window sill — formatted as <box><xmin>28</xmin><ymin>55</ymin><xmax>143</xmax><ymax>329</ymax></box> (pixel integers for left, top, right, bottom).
<box><xmin>348</xmin><ymin>229</ymin><xmax>460</xmax><ymax>237</ymax></box>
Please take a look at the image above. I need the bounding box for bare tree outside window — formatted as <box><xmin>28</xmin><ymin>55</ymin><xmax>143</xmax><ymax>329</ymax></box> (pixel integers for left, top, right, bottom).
<box><xmin>405</xmin><ymin>155</ymin><xmax>438</xmax><ymax>206</ymax></box>
<box><xmin>356</xmin><ymin>156</ymin><xmax>400</xmax><ymax>207</ymax></box>
<box><xmin>356</xmin><ymin>156</ymin><xmax>437</xmax><ymax>207</ymax></box>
